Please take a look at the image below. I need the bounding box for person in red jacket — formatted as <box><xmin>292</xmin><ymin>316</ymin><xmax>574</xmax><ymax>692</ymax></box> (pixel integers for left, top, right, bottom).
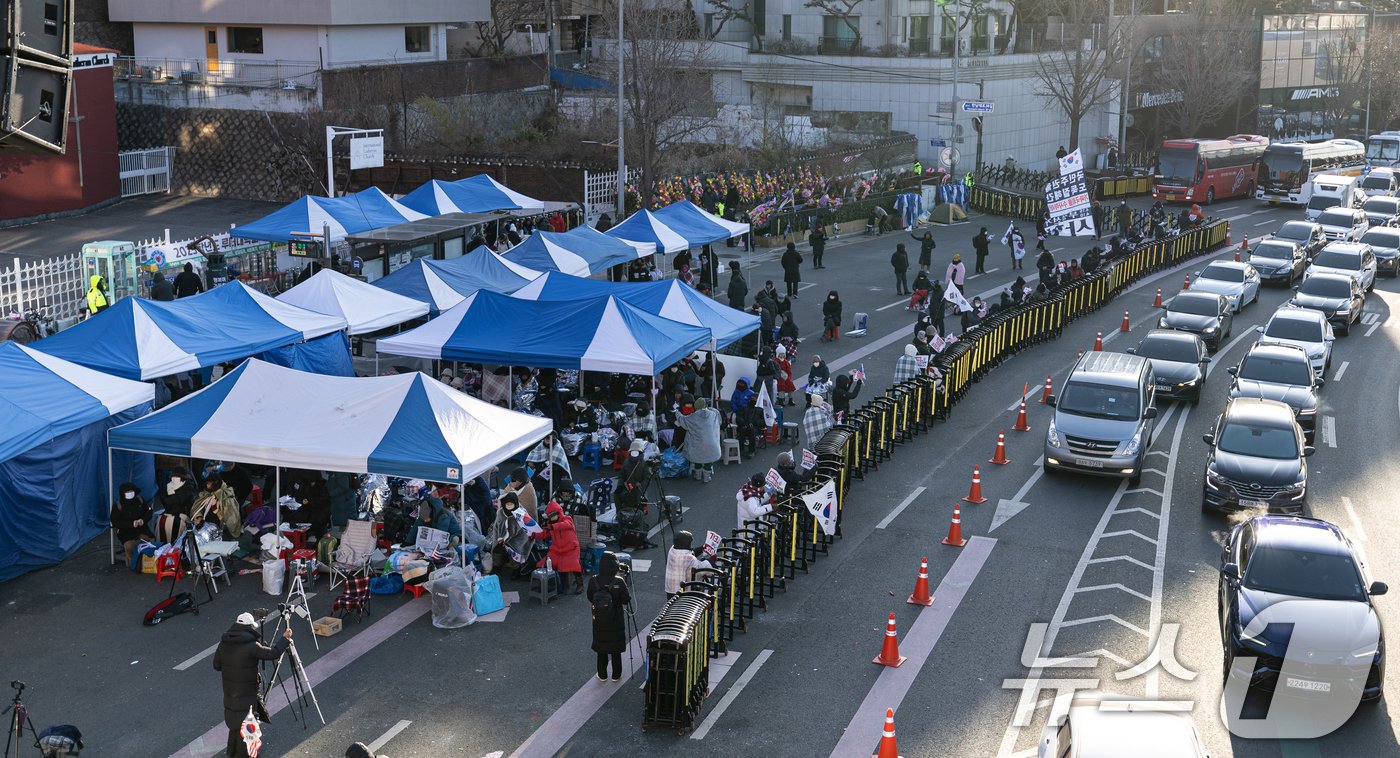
<box><xmin>535</xmin><ymin>501</ymin><xmax>583</xmax><ymax>593</ymax></box>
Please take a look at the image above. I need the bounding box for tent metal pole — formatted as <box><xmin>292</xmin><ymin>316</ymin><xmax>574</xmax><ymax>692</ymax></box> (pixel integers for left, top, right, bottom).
<box><xmin>710</xmin><ymin>344</ymin><xmax>718</xmax><ymax>406</ymax></box>
<box><xmin>547</xmin><ymin>437</ymin><xmax>555</xmax><ymax>502</ymax></box>
<box><xmin>107</xmin><ymin>446</ymin><xmax>115</xmax><ymax>565</ymax></box>
<box><xmin>508</xmin><ymin>367</ymin><xmax>514</xmax><ymax>410</ymax></box>
<box><xmin>275</xmin><ymin>468</ymin><xmax>282</xmax><ymax>538</ymax></box>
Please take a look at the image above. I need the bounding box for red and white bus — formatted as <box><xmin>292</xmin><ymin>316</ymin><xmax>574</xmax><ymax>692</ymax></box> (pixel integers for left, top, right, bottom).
<box><xmin>1152</xmin><ymin>134</ymin><xmax>1270</xmax><ymax>204</ymax></box>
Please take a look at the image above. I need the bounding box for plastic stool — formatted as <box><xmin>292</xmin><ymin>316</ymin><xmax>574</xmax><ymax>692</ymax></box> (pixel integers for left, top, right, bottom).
<box><xmin>781</xmin><ymin>422</ymin><xmax>800</xmax><ymax>443</ymax></box>
<box><xmin>721</xmin><ymin>438</ymin><xmax>742</xmax><ymax>465</ymax></box>
<box><xmin>403</xmin><ymin>583</ymin><xmax>427</xmax><ymax>599</ymax></box>
<box><xmin>529</xmin><ymin>568</ymin><xmax>560</xmax><ymax>605</ymax></box>
<box><xmin>155</xmin><ymin>552</ymin><xmax>183</xmax><ymax>582</ymax></box>
<box><xmin>579</xmin><ymin>443</ymin><xmax>604</xmax><ymax>471</ymax></box>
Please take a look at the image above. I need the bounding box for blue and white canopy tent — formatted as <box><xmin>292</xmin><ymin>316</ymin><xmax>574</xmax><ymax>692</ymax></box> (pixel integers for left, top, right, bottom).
<box><xmin>107</xmin><ymin>359</ymin><xmax>553</xmax><ymax>540</ymax></box>
<box><xmin>229</xmin><ymin>187</ymin><xmax>427</xmax><ymax>243</ymax></box>
<box><xmin>0</xmin><ymin>343</ymin><xmax>154</xmax><ymax>581</ymax></box>
<box><xmin>372</xmin><ymin>250</ymin><xmax>540</xmax><ymax>315</ymax></box>
<box><xmin>651</xmin><ymin>200</ymin><xmax>750</xmax><ymax>245</ymax></box>
<box><xmin>501</xmin><ymin>225</ymin><xmax>653</xmax><ymax>277</ymax></box>
<box><xmin>375</xmin><ymin>289</ymin><xmax>713</xmax><ymax>375</ymax></box>
<box><xmin>510</xmin><ymin>271</ymin><xmax>758</xmax><ymax>348</ymax></box>
<box><xmin>276</xmin><ymin>268</ymin><xmax>430</xmax><ymax>335</ymax></box>
<box><xmin>398</xmin><ymin>175</ymin><xmax>547</xmax><ymax>216</ymax></box>
<box><xmin>33</xmin><ymin>281</ymin><xmax>352</xmax><ymax>380</ymax></box>
<box><xmin>605</xmin><ymin>209</ymin><xmax>692</xmax><ymax>255</ymax></box>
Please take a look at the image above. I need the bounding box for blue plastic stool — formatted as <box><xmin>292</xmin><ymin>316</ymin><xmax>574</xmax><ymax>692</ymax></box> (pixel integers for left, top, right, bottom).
<box><xmin>580</xmin><ymin>443</ymin><xmax>604</xmax><ymax>470</ymax></box>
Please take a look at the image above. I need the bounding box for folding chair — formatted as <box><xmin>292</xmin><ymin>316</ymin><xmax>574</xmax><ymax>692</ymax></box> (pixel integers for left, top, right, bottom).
<box><xmin>331</xmin><ymin>575</ymin><xmax>371</xmax><ymax>621</ymax></box>
<box><xmin>328</xmin><ymin>519</ymin><xmax>375</xmax><ymax>590</ymax></box>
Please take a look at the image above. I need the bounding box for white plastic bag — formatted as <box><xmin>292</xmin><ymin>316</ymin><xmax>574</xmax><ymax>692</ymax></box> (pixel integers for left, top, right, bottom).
<box><xmin>262</xmin><ymin>559</ymin><xmax>285</xmax><ymax>596</ymax></box>
<box><xmin>425</xmin><ymin>565</ymin><xmax>476</xmax><ymax>628</ymax></box>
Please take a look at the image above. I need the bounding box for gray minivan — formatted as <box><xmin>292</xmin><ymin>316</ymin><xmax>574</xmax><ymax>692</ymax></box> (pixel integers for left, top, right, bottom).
<box><xmin>1044</xmin><ymin>352</ymin><xmax>1159</xmax><ymax>484</ymax></box>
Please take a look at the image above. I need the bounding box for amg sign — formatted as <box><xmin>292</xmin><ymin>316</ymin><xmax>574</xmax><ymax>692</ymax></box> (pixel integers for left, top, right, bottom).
<box><xmin>1290</xmin><ymin>87</ymin><xmax>1340</xmax><ymax>101</ymax></box>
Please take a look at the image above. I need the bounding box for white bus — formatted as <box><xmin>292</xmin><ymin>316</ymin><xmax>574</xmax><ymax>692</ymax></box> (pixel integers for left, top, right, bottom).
<box><xmin>1367</xmin><ymin>131</ymin><xmax>1400</xmax><ymax>168</ymax></box>
<box><xmin>1255</xmin><ymin>139</ymin><xmax>1367</xmax><ymax>205</ymax></box>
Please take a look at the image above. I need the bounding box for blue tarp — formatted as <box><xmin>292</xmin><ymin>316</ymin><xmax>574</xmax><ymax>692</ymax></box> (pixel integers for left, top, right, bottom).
<box><xmin>229</xmin><ymin>188</ymin><xmax>427</xmax><ymax>243</ymax></box>
<box><xmin>0</xmin><ymin>343</ymin><xmax>155</xmax><ymax>582</ymax></box>
<box><xmin>511</xmin><ymin>271</ymin><xmax>759</xmax><ymax>348</ymax></box>
<box><xmin>376</xmin><ymin>289</ymin><xmax>713</xmax><ymax>374</ymax></box>
<box><xmin>398</xmin><ymin>175</ymin><xmax>546</xmax><ymax>216</ymax></box>
<box><xmin>501</xmin><ymin>226</ymin><xmax>647</xmax><ymax>276</ymax></box>
<box><xmin>33</xmin><ymin>282</ymin><xmax>349</xmax><ymax>381</ymax></box>
<box><xmin>373</xmin><ymin>250</ymin><xmax>539</xmax><ymax>315</ymax></box>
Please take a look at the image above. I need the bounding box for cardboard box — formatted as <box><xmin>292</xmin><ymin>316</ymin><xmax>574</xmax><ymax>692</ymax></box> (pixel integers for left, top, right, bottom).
<box><xmin>312</xmin><ymin>616</ymin><xmax>343</xmax><ymax>637</ymax></box>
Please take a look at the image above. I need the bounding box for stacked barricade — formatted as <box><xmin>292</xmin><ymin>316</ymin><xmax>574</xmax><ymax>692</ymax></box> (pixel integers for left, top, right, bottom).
<box><xmin>646</xmin><ymin>218</ymin><xmax>1228</xmax><ymax>729</ymax></box>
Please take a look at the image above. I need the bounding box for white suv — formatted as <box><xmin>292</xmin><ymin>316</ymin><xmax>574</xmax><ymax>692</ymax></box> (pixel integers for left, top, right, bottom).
<box><xmin>1306</xmin><ymin>241</ymin><xmax>1378</xmax><ymax>294</ymax></box>
<box><xmin>1313</xmin><ymin>206</ymin><xmax>1370</xmax><ymax>242</ymax></box>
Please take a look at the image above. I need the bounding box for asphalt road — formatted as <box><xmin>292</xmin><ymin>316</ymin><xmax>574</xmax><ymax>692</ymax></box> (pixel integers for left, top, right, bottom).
<box><xmin>1</xmin><ymin>193</ymin><xmax>1397</xmax><ymax>758</ymax></box>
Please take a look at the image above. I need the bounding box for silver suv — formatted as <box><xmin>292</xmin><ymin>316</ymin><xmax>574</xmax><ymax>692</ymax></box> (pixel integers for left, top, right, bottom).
<box><xmin>1044</xmin><ymin>352</ymin><xmax>1159</xmax><ymax>484</ymax></box>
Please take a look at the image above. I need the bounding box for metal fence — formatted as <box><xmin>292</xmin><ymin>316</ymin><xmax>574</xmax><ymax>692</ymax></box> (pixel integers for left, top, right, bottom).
<box><xmin>1</xmin><ymin>254</ymin><xmax>87</xmax><ymax>327</ymax></box>
<box><xmin>583</xmin><ymin>167</ymin><xmax>639</xmax><ymax>221</ymax></box>
<box><xmin>113</xmin><ymin>56</ymin><xmax>321</xmax><ymax>90</ymax></box>
<box><xmin>119</xmin><ymin>147</ymin><xmax>175</xmax><ymax>197</ymax></box>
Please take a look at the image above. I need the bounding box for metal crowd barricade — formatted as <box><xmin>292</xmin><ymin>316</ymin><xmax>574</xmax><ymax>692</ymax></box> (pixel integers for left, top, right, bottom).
<box><xmin>684</xmin><ymin>572</ymin><xmax>728</xmax><ymax>656</ymax></box>
<box><xmin>644</xmin><ymin>591</ymin><xmax>715</xmax><ymax>732</ymax></box>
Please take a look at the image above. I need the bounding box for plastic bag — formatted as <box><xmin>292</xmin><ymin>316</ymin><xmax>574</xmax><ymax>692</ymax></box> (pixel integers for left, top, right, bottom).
<box><xmin>658</xmin><ymin>447</ymin><xmax>689</xmax><ymax>478</ymax></box>
<box><xmin>425</xmin><ymin>565</ymin><xmax>476</xmax><ymax>628</ymax></box>
<box><xmin>262</xmin><ymin>559</ymin><xmax>285</xmax><ymax>595</ymax></box>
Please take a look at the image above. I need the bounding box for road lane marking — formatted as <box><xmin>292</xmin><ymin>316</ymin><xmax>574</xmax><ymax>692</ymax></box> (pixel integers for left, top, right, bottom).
<box><xmin>1321</xmin><ymin>415</ymin><xmax>1337</xmax><ymax>448</ymax></box>
<box><xmin>1223</xmin><ymin>213</ymin><xmax>1250</xmax><ymax>222</ymax></box>
<box><xmin>831</xmin><ymin>537</ymin><xmax>997</xmax><ymax>758</ymax></box>
<box><xmin>1341</xmin><ymin>496</ymin><xmax>1367</xmax><ymax>542</ymax></box>
<box><xmin>876</xmin><ymin>486</ymin><xmax>927</xmax><ymax>530</ymax></box>
<box><xmin>646</xmin><ymin>507</ymin><xmax>689</xmax><ymax>539</ymax></box>
<box><xmin>690</xmin><ymin>650</ymin><xmax>773</xmax><ymax>740</ymax></box>
<box><xmin>798</xmin><ymin>282</ymin><xmax>818</xmax><ymax>291</ymax></box>
<box><xmin>991</xmin><ymin>459</ymin><xmax>1045</xmax><ymax>532</ymax></box>
<box><xmin>1365</xmin><ymin>320</ymin><xmax>1381</xmax><ymax>337</ymax></box>
<box><xmin>367</xmin><ymin>721</ymin><xmax>412</xmax><ymax>752</ymax></box>
<box><xmin>1333</xmin><ymin>360</ymin><xmax>1349</xmax><ymax>381</ymax></box>
<box><xmin>172</xmin><ymin>595</ymin><xmax>318</xmax><ymax>671</ymax></box>
<box><xmin>877</xmin><ymin>298</ymin><xmax>910</xmax><ymax>312</ymax></box>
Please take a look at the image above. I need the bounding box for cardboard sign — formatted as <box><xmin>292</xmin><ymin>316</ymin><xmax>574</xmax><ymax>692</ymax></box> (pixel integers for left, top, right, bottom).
<box><xmin>800</xmin><ymin>449</ymin><xmax>817</xmax><ymax>471</ymax></box>
<box><xmin>765</xmin><ymin>467</ymin><xmax>787</xmax><ymax>493</ymax></box>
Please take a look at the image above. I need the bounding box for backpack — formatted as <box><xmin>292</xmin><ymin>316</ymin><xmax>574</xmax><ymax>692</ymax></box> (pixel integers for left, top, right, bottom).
<box><xmin>591</xmin><ymin>582</ymin><xmax>618</xmax><ymax>622</ymax></box>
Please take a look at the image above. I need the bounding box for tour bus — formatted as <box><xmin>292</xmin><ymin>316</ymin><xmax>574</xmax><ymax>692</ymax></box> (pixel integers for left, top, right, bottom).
<box><xmin>1366</xmin><ymin>131</ymin><xmax>1400</xmax><ymax>168</ymax></box>
<box><xmin>1255</xmin><ymin>139</ymin><xmax>1367</xmax><ymax>205</ymax></box>
<box><xmin>1152</xmin><ymin>135</ymin><xmax>1269</xmax><ymax>204</ymax></box>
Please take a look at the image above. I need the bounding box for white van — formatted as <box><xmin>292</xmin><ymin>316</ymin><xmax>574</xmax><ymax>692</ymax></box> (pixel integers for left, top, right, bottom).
<box><xmin>1305</xmin><ymin>173</ymin><xmax>1365</xmax><ymax>220</ymax></box>
<box><xmin>1360</xmin><ymin>167</ymin><xmax>1399</xmax><ymax>197</ymax></box>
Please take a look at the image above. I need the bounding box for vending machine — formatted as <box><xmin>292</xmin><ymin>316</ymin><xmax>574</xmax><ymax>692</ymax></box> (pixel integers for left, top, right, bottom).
<box><xmin>81</xmin><ymin>241</ymin><xmax>141</xmax><ymax>303</ymax></box>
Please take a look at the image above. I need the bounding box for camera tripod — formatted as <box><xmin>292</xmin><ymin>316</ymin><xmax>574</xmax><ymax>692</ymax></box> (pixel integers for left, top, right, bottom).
<box><xmin>4</xmin><ymin>681</ymin><xmax>35</xmax><ymax>758</ymax></box>
<box><xmin>262</xmin><ymin>609</ymin><xmax>325</xmax><ymax>729</ymax></box>
<box><xmin>174</xmin><ymin>526</ymin><xmax>216</xmax><ymax>608</ymax></box>
<box><xmin>615</xmin><ymin>564</ymin><xmax>647</xmax><ymax>689</ymax></box>
<box><xmin>282</xmin><ymin>561</ymin><xmax>319</xmax><ymax>650</ymax></box>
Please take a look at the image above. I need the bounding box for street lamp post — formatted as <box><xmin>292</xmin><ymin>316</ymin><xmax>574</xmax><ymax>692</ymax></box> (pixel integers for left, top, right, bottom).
<box><xmin>616</xmin><ymin>0</ymin><xmax>627</xmax><ymax>219</ymax></box>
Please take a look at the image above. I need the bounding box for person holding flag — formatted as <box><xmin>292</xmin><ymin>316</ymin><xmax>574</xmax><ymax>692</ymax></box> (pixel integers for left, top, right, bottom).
<box><xmin>830</xmin><ymin>371</ymin><xmax>863</xmax><ymax>420</ymax></box>
<box><xmin>487</xmin><ymin>493</ymin><xmax>533</xmax><ymax>575</ymax></box>
<box><xmin>663</xmin><ymin>531</ymin><xmax>713</xmax><ymax>600</ymax></box>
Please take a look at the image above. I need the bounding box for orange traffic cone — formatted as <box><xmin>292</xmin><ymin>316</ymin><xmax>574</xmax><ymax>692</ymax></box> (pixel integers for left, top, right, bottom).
<box><xmin>873</xmin><ymin>613</ymin><xmax>907</xmax><ymax>667</ymax></box>
<box><xmin>964</xmin><ymin>465</ymin><xmax>988</xmax><ymax>503</ymax></box>
<box><xmin>989</xmin><ymin>430</ymin><xmax>1009</xmax><ymax>465</ymax></box>
<box><xmin>1039</xmin><ymin>375</ymin><xmax>1053</xmax><ymax>403</ymax></box>
<box><xmin>873</xmin><ymin>708</ymin><xmax>902</xmax><ymax>758</ymax></box>
<box><xmin>1012</xmin><ymin>400</ymin><xmax>1031</xmax><ymax>432</ymax></box>
<box><xmin>1182</xmin><ymin>274</ymin><xmax>1191</xmax><ymax>291</ymax></box>
<box><xmin>1225</xmin><ymin>221</ymin><xmax>1232</xmax><ymax>247</ymax></box>
<box><xmin>1093</xmin><ymin>331</ymin><xmax>1104</xmax><ymax>351</ymax></box>
<box><xmin>1121</xmin><ymin>310</ymin><xmax>1131</xmax><ymax>332</ymax></box>
<box><xmin>907</xmin><ymin>557</ymin><xmax>934</xmax><ymax>606</ymax></box>
<box><xmin>942</xmin><ymin>503</ymin><xmax>969</xmax><ymax>547</ymax></box>
<box><xmin>1153</xmin><ymin>288</ymin><xmax>1163</xmax><ymax>307</ymax></box>
<box><xmin>1236</xmin><ymin>235</ymin><xmax>1249</xmax><ymax>262</ymax></box>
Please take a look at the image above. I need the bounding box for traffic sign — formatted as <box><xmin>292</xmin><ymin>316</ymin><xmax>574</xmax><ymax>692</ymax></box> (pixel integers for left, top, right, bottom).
<box><xmin>961</xmin><ymin>100</ymin><xmax>994</xmax><ymax>114</ymax></box>
<box><xmin>929</xmin><ymin>138</ymin><xmax>948</xmax><ymax>148</ymax></box>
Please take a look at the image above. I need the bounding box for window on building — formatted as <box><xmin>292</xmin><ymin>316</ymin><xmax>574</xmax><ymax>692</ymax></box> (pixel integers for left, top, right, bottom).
<box><xmin>227</xmin><ymin>27</ymin><xmax>264</xmax><ymax>55</ymax></box>
<box><xmin>405</xmin><ymin>25</ymin><xmax>431</xmax><ymax>53</ymax></box>
<box><xmin>910</xmin><ymin>15</ymin><xmax>929</xmax><ymax>53</ymax></box>
<box><xmin>782</xmin><ymin>14</ymin><xmax>792</xmax><ymax>41</ymax></box>
<box><xmin>705</xmin><ymin>13</ymin><xmax>715</xmax><ymax>37</ymax></box>
<box><xmin>823</xmin><ymin>15</ymin><xmax>858</xmax><ymax>51</ymax></box>
<box><xmin>753</xmin><ymin>0</ymin><xmax>766</xmax><ymax>37</ymax></box>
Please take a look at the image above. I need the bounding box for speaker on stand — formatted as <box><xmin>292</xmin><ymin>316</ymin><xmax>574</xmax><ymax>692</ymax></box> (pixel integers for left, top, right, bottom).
<box><xmin>1</xmin><ymin>0</ymin><xmax>74</xmax><ymax>155</ymax></box>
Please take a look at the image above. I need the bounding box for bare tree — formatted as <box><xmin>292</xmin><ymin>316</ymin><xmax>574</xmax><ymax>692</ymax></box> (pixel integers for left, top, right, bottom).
<box><xmin>1032</xmin><ymin>0</ymin><xmax>1124</xmax><ymax>151</ymax></box>
<box><xmin>804</xmin><ymin>0</ymin><xmax>865</xmax><ymax>51</ymax></box>
<box><xmin>1362</xmin><ymin>29</ymin><xmax>1400</xmax><ymax>132</ymax></box>
<box><xmin>703</xmin><ymin>0</ymin><xmax>751</xmax><ymax>39</ymax></box>
<box><xmin>1151</xmin><ymin>14</ymin><xmax>1257</xmax><ymax>137</ymax></box>
<box><xmin>592</xmin><ymin>0</ymin><xmax>719</xmax><ymax>206</ymax></box>
<box><xmin>460</xmin><ymin>0</ymin><xmax>540</xmax><ymax>59</ymax></box>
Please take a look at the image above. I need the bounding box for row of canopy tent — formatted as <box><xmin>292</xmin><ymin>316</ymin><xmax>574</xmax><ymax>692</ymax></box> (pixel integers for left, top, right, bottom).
<box><xmin>375</xmin><ymin>272</ymin><xmax>760</xmax><ymax>376</ymax></box>
<box><xmin>105</xmin><ymin>359</ymin><xmax>554</xmax><ymax>557</ymax></box>
<box><xmin>0</xmin><ymin>343</ymin><xmax>154</xmax><ymax>581</ymax></box>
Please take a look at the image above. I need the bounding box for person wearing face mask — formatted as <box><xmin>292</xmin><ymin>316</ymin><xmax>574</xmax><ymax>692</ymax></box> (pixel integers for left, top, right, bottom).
<box><xmin>153</xmin><ymin>469</ymin><xmax>197</xmax><ymax>543</ymax></box>
<box><xmin>488</xmin><ymin>492</ymin><xmax>532</xmax><ymax>575</ymax></box>
<box><xmin>534</xmin><ymin>501</ymin><xmax>584</xmax><ymax>593</ymax></box>
<box><xmin>112</xmin><ymin>482</ymin><xmax>153</xmax><ymax>566</ymax></box>
<box><xmin>821</xmin><ymin>290</ymin><xmax>842</xmax><ymax>342</ymax></box>
<box><xmin>289</xmin><ymin>473</ymin><xmax>332</xmax><ymax>539</ymax></box>
<box><xmin>806</xmin><ymin>354</ymin><xmax>830</xmax><ymax>404</ymax></box>
<box><xmin>193</xmin><ymin>473</ymin><xmax>241</xmax><ymax>538</ymax></box>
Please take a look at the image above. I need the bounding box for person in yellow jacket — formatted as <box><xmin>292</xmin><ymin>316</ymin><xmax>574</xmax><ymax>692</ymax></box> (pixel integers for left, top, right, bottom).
<box><xmin>86</xmin><ymin>275</ymin><xmax>110</xmax><ymax>315</ymax></box>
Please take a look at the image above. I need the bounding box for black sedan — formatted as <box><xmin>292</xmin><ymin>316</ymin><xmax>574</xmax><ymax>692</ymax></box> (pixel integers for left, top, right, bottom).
<box><xmin>1202</xmin><ymin>397</ymin><xmax>1312</xmax><ymax>515</ymax></box>
<box><xmin>1160</xmin><ymin>291</ymin><xmax>1233</xmax><ymax>351</ymax></box>
<box><xmin>1289</xmin><ymin>272</ymin><xmax>1364</xmax><ymax>335</ymax></box>
<box><xmin>1219</xmin><ymin>515</ymin><xmax>1387</xmax><ymax>704</ymax></box>
<box><xmin>1127</xmin><ymin>329</ymin><xmax>1209</xmax><ymax>404</ymax></box>
<box><xmin>1274</xmin><ymin>220</ymin><xmax>1327</xmax><ymax>259</ymax></box>
<box><xmin>1249</xmin><ymin>239</ymin><xmax>1307</xmax><ymax>286</ymax></box>
<box><xmin>1226</xmin><ymin>343</ymin><xmax>1321</xmax><ymax>441</ymax></box>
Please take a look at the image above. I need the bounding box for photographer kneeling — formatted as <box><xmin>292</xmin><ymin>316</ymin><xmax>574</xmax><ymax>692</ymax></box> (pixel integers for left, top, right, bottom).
<box><xmin>213</xmin><ymin>612</ymin><xmax>291</xmax><ymax>758</ymax></box>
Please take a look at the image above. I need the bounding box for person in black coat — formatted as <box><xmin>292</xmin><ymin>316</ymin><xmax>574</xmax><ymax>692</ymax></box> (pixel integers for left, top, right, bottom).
<box><xmin>780</xmin><ymin>242</ymin><xmax>803</xmax><ymax>297</ymax></box>
<box><xmin>972</xmin><ymin>227</ymin><xmax>991</xmax><ymax>275</ymax></box>
<box><xmin>890</xmin><ymin>244</ymin><xmax>910</xmax><ymax>295</ymax></box>
<box><xmin>912</xmin><ymin>230</ymin><xmax>936</xmax><ymax>269</ymax></box>
<box><xmin>112</xmin><ymin>482</ymin><xmax>153</xmax><ymax>564</ymax></box>
<box><xmin>214</xmin><ymin>614</ymin><xmax>292</xmax><ymax>758</ymax></box>
<box><xmin>821</xmin><ymin>290</ymin><xmax>843</xmax><ymax>342</ymax></box>
<box><xmin>150</xmin><ymin>272</ymin><xmax>175</xmax><ymax>301</ymax></box>
<box><xmin>809</xmin><ymin>225</ymin><xmax>828</xmax><ymax>269</ymax></box>
<box><xmin>1036</xmin><ymin>249</ymin><xmax>1055</xmax><ymax>286</ymax></box>
<box><xmin>831</xmin><ymin>373</ymin><xmax>862</xmax><ymax>418</ymax></box>
<box><xmin>174</xmin><ymin>262</ymin><xmax>204</xmax><ymax>298</ymax></box>
<box><xmin>290</xmin><ymin>473</ymin><xmax>332</xmax><ymax>538</ymax></box>
<box><xmin>930</xmin><ymin>280</ymin><xmax>946</xmax><ymax>334</ymax></box>
<box><xmin>588</xmin><ymin>551</ymin><xmax>632</xmax><ymax>681</ymax></box>
<box><xmin>726</xmin><ymin>262</ymin><xmax>748</xmax><ymax>310</ymax></box>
